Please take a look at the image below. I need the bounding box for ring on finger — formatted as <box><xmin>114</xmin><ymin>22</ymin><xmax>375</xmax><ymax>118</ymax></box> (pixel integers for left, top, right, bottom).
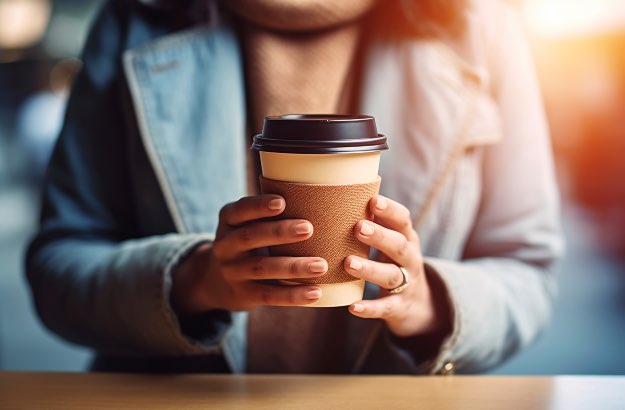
<box><xmin>388</xmin><ymin>266</ymin><xmax>409</xmax><ymax>294</ymax></box>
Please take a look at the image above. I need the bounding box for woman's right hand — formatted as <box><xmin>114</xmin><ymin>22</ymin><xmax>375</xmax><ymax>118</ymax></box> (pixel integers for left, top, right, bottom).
<box><xmin>170</xmin><ymin>195</ymin><xmax>327</xmax><ymax>316</ymax></box>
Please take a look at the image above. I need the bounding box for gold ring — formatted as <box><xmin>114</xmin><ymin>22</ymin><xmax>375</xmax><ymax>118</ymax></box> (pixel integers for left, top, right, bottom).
<box><xmin>389</xmin><ymin>266</ymin><xmax>409</xmax><ymax>294</ymax></box>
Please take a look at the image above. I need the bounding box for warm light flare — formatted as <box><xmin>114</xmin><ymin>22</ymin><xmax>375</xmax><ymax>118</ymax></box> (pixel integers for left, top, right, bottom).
<box><xmin>523</xmin><ymin>0</ymin><xmax>625</xmax><ymax>37</ymax></box>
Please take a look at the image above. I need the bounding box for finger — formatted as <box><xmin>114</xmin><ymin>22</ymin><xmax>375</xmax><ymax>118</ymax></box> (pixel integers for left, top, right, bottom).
<box><xmin>223</xmin><ymin>256</ymin><xmax>328</xmax><ymax>281</ymax></box>
<box><xmin>219</xmin><ymin>195</ymin><xmax>285</xmax><ymax>227</ymax></box>
<box><xmin>242</xmin><ymin>283</ymin><xmax>322</xmax><ymax>306</ymax></box>
<box><xmin>370</xmin><ymin>195</ymin><xmax>415</xmax><ymax>240</ymax></box>
<box><xmin>349</xmin><ymin>295</ymin><xmax>402</xmax><ymax>319</ymax></box>
<box><xmin>344</xmin><ymin>256</ymin><xmax>405</xmax><ymax>291</ymax></box>
<box><xmin>213</xmin><ymin>219</ymin><xmax>313</xmax><ymax>259</ymax></box>
<box><xmin>354</xmin><ymin>220</ymin><xmax>416</xmax><ymax>267</ymax></box>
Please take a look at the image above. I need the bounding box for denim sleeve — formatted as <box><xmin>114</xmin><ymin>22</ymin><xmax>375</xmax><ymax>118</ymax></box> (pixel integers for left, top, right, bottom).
<box><xmin>25</xmin><ymin>2</ymin><xmax>229</xmax><ymax>356</ymax></box>
<box><xmin>27</xmin><ymin>234</ymin><xmax>228</xmax><ymax>355</ymax></box>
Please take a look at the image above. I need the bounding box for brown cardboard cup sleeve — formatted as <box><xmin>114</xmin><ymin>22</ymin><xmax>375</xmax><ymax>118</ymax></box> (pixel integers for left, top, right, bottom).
<box><xmin>259</xmin><ymin>176</ymin><xmax>382</xmax><ymax>285</ymax></box>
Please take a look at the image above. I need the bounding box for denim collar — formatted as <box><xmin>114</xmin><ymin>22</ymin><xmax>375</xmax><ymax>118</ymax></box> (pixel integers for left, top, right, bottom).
<box><xmin>123</xmin><ymin>24</ymin><xmax>248</xmax><ymax>236</ymax></box>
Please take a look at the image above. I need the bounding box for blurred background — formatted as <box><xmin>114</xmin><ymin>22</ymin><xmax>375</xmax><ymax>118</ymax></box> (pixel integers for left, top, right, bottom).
<box><xmin>0</xmin><ymin>0</ymin><xmax>624</xmax><ymax>373</ymax></box>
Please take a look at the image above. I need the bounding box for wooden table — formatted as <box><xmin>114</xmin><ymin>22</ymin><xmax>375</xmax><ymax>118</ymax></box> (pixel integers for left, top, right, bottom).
<box><xmin>0</xmin><ymin>373</ymin><xmax>623</xmax><ymax>409</ymax></box>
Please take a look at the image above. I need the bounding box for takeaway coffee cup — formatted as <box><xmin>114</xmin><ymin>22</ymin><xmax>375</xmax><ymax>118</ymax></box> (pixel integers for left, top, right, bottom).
<box><xmin>251</xmin><ymin>114</ymin><xmax>388</xmax><ymax>307</ymax></box>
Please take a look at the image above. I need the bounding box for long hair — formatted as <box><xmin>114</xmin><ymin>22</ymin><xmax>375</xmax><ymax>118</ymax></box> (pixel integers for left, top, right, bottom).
<box><xmin>136</xmin><ymin>0</ymin><xmax>468</xmax><ymax>38</ymax></box>
<box><xmin>373</xmin><ymin>0</ymin><xmax>469</xmax><ymax>39</ymax></box>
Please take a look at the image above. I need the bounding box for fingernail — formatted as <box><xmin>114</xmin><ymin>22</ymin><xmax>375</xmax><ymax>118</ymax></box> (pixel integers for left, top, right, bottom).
<box><xmin>352</xmin><ymin>303</ymin><xmax>365</xmax><ymax>313</ymax></box>
<box><xmin>349</xmin><ymin>258</ymin><xmax>362</xmax><ymax>270</ymax></box>
<box><xmin>294</xmin><ymin>222</ymin><xmax>312</xmax><ymax>235</ymax></box>
<box><xmin>305</xmin><ymin>288</ymin><xmax>322</xmax><ymax>300</ymax></box>
<box><xmin>375</xmin><ymin>196</ymin><xmax>387</xmax><ymax>211</ymax></box>
<box><xmin>360</xmin><ymin>221</ymin><xmax>374</xmax><ymax>236</ymax></box>
<box><xmin>268</xmin><ymin>199</ymin><xmax>283</xmax><ymax>210</ymax></box>
<box><xmin>309</xmin><ymin>261</ymin><xmax>328</xmax><ymax>273</ymax></box>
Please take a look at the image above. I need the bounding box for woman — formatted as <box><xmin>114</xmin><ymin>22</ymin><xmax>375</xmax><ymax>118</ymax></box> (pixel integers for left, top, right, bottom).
<box><xmin>26</xmin><ymin>0</ymin><xmax>563</xmax><ymax>374</ymax></box>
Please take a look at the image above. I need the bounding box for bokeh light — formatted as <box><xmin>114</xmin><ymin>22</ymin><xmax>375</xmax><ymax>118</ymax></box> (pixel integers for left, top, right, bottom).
<box><xmin>0</xmin><ymin>0</ymin><xmax>51</xmax><ymax>49</ymax></box>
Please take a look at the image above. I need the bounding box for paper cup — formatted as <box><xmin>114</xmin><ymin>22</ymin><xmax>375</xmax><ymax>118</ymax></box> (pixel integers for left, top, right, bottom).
<box><xmin>252</xmin><ymin>114</ymin><xmax>388</xmax><ymax>307</ymax></box>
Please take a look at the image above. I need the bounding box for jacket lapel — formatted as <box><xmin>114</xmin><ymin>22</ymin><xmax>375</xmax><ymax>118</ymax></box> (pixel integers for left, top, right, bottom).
<box><xmin>123</xmin><ymin>24</ymin><xmax>247</xmax><ymax>235</ymax></box>
<box><xmin>361</xmin><ymin>39</ymin><xmax>501</xmax><ymax>228</ymax></box>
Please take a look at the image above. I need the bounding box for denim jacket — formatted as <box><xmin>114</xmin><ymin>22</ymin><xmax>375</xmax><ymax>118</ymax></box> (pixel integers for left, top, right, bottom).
<box><xmin>26</xmin><ymin>0</ymin><xmax>563</xmax><ymax>374</ymax></box>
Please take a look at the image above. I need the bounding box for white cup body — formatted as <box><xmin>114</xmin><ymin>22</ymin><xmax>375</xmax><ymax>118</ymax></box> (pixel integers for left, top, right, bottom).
<box><xmin>259</xmin><ymin>151</ymin><xmax>380</xmax><ymax>184</ymax></box>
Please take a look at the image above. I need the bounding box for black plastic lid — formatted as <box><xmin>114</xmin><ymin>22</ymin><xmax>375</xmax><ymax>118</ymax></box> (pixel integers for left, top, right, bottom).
<box><xmin>251</xmin><ymin>114</ymin><xmax>389</xmax><ymax>154</ymax></box>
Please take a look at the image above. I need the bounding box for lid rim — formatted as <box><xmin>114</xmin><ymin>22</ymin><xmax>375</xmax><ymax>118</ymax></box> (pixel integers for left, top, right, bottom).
<box><xmin>266</xmin><ymin>114</ymin><xmax>374</xmax><ymax>121</ymax></box>
<box><xmin>254</xmin><ymin>146</ymin><xmax>389</xmax><ymax>154</ymax></box>
<box><xmin>252</xmin><ymin>134</ymin><xmax>388</xmax><ymax>145</ymax></box>
<box><xmin>253</xmin><ymin>114</ymin><xmax>388</xmax><ymax>154</ymax></box>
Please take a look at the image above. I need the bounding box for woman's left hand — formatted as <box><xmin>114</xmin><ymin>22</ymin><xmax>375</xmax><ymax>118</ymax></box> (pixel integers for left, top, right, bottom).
<box><xmin>345</xmin><ymin>195</ymin><xmax>440</xmax><ymax>338</ymax></box>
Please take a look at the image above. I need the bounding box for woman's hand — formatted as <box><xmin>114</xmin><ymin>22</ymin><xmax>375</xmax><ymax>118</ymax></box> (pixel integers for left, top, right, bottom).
<box><xmin>171</xmin><ymin>195</ymin><xmax>328</xmax><ymax>316</ymax></box>
<box><xmin>345</xmin><ymin>195</ymin><xmax>442</xmax><ymax>338</ymax></box>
